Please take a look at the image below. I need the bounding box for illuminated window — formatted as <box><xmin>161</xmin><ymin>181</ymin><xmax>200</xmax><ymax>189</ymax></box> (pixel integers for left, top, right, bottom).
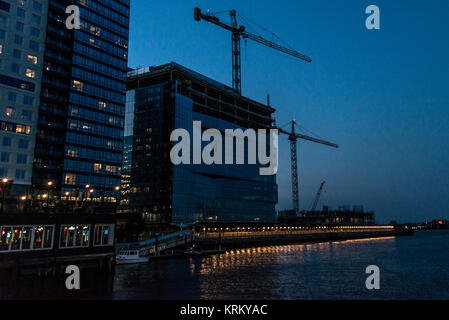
<box><xmin>72</xmin><ymin>80</ymin><xmax>83</xmax><ymax>91</ymax></box>
<box><xmin>70</xmin><ymin>108</ymin><xmax>78</xmax><ymax>116</ymax></box>
<box><xmin>105</xmin><ymin>165</ymin><xmax>118</xmax><ymax>173</ymax></box>
<box><xmin>98</xmin><ymin>101</ymin><xmax>106</xmax><ymax>108</ymax></box>
<box><xmin>43</xmin><ymin>227</ymin><xmax>53</xmax><ymax>249</ymax></box>
<box><xmin>25</xmin><ymin>68</ymin><xmax>35</xmax><ymax>78</ymax></box>
<box><xmin>5</xmin><ymin>107</ymin><xmax>14</xmax><ymax>117</ymax></box>
<box><xmin>93</xmin><ymin>163</ymin><xmax>102</xmax><ymax>172</ymax></box>
<box><xmin>2</xmin><ymin>122</ymin><xmax>14</xmax><ymax>132</ymax></box>
<box><xmin>34</xmin><ymin>227</ymin><xmax>43</xmax><ymax>249</ymax></box>
<box><xmin>10</xmin><ymin>227</ymin><xmax>22</xmax><ymax>251</ymax></box>
<box><xmin>0</xmin><ymin>44</ymin><xmax>3</xmax><ymax>54</ymax></box>
<box><xmin>89</xmin><ymin>26</ymin><xmax>101</xmax><ymax>36</ymax></box>
<box><xmin>27</xmin><ymin>54</ymin><xmax>37</xmax><ymax>64</ymax></box>
<box><xmin>67</xmin><ymin>149</ymin><xmax>78</xmax><ymax>157</ymax></box>
<box><xmin>15</xmin><ymin>124</ymin><xmax>31</xmax><ymax>134</ymax></box>
<box><xmin>60</xmin><ymin>225</ymin><xmax>89</xmax><ymax>248</ymax></box>
<box><xmin>64</xmin><ymin>173</ymin><xmax>76</xmax><ymax>185</ymax></box>
<box><xmin>94</xmin><ymin>225</ymin><xmax>113</xmax><ymax>246</ymax></box>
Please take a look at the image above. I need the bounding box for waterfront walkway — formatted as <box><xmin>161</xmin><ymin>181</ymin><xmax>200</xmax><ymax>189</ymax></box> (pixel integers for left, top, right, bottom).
<box><xmin>115</xmin><ymin>224</ymin><xmax>412</xmax><ymax>257</ymax></box>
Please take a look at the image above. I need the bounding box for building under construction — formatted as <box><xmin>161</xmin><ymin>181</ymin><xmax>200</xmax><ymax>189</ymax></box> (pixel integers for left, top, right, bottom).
<box><xmin>122</xmin><ymin>62</ymin><xmax>278</xmax><ymax>225</ymax></box>
<box><xmin>278</xmin><ymin>206</ymin><xmax>375</xmax><ymax>226</ymax></box>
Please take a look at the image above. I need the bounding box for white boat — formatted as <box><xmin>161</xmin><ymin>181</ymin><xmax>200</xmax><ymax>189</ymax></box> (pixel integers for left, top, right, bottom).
<box><xmin>116</xmin><ymin>249</ymin><xmax>148</xmax><ymax>265</ymax></box>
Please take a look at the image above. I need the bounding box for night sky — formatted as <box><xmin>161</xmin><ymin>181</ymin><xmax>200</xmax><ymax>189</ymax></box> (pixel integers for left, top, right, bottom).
<box><xmin>127</xmin><ymin>0</ymin><xmax>449</xmax><ymax>223</ymax></box>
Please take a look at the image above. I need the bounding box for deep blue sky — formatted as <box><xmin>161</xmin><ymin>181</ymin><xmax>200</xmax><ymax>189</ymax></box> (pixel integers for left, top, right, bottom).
<box><xmin>128</xmin><ymin>0</ymin><xmax>449</xmax><ymax>223</ymax></box>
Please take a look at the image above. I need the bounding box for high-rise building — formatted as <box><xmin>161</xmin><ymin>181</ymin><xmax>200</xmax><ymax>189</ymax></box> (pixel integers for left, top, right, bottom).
<box><xmin>125</xmin><ymin>63</ymin><xmax>278</xmax><ymax>224</ymax></box>
<box><xmin>0</xmin><ymin>0</ymin><xmax>48</xmax><ymax>195</ymax></box>
<box><xmin>1</xmin><ymin>0</ymin><xmax>130</xmax><ymax>205</ymax></box>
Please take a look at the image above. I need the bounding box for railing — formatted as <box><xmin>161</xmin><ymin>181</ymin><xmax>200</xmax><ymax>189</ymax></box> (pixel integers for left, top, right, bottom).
<box><xmin>195</xmin><ymin>226</ymin><xmax>396</xmax><ymax>242</ymax></box>
<box><xmin>116</xmin><ymin>230</ymin><xmax>193</xmax><ymax>256</ymax></box>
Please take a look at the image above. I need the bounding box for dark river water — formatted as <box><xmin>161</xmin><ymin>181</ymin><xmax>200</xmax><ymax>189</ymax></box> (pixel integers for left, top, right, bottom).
<box><xmin>112</xmin><ymin>230</ymin><xmax>449</xmax><ymax>300</ymax></box>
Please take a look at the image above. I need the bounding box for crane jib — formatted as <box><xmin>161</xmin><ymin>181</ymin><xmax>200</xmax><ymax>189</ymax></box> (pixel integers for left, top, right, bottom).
<box><xmin>193</xmin><ymin>7</ymin><xmax>312</xmax><ymax>94</ymax></box>
<box><xmin>276</xmin><ymin>127</ymin><xmax>338</xmax><ymax>148</ymax></box>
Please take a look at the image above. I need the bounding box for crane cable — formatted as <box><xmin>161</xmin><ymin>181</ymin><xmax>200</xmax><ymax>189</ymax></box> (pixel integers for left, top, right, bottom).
<box><xmin>237</xmin><ymin>13</ymin><xmax>296</xmax><ymax>51</ymax></box>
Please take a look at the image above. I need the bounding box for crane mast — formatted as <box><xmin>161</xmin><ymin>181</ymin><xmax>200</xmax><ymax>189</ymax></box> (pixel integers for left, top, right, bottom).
<box><xmin>311</xmin><ymin>181</ymin><xmax>326</xmax><ymax>212</ymax></box>
<box><xmin>194</xmin><ymin>7</ymin><xmax>311</xmax><ymax>95</ymax></box>
<box><xmin>277</xmin><ymin>121</ymin><xmax>338</xmax><ymax>216</ymax></box>
<box><xmin>289</xmin><ymin>122</ymin><xmax>300</xmax><ymax>214</ymax></box>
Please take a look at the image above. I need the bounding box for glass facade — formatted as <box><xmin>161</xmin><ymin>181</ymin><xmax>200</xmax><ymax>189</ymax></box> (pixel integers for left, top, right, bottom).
<box><xmin>172</xmin><ymin>94</ymin><xmax>278</xmax><ymax>223</ymax></box>
<box><xmin>32</xmin><ymin>0</ymin><xmax>129</xmax><ymax>204</ymax></box>
<box><xmin>127</xmin><ymin>73</ymin><xmax>278</xmax><ymax>224</ymax></box>
<box><xmin>118</xmin><ymin>89</ymin><xmax>134</xmax><ymax>210</ymax></box>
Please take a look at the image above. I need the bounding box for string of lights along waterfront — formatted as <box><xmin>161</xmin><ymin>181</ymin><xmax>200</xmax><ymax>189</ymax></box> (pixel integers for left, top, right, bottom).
<box><xmin>113</xmin><ymin>231</ymin><xmax>449</xmax><ymax>300</ymax></box>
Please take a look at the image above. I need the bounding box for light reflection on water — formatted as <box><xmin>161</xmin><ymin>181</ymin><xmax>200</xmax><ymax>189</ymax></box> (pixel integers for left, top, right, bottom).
<box><xmin>113</xmin><ymin>231</ymin><xmax>449</xmax><ymax>300</ymax></box>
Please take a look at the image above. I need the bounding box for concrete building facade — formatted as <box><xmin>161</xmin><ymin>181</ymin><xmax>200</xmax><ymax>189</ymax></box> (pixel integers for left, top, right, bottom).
<box><xmin>0</xmin><ymin>0</ymin><xmax>48</xmax><ymax>195</ymax></box>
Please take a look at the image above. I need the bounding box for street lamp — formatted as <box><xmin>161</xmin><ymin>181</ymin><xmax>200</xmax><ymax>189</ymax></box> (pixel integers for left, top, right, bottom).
<box><xmin>45</xmin><ymin>181</ymin><xmax>53</xmax><ymax>207</ymax></box>
<box><xmin>81</xmin><ymin>184</ymin><xmax>90</xmax><ymax>204</ymax></box>
<box><xmin>1</xmin><ymin>178</ymin><xmax>9</xmax><ymax>214</ymax></box>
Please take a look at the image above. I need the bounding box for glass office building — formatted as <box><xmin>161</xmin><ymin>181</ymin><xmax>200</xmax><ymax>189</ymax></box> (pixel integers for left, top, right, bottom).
<box><xmin>1</xmin><ymin>0</ymin><xmax>129</xmax><ymax>205</ymax></box>
<box><xmin>126</xmin><ymin>63</ymin><xmax>278</xmax><ymax>224</ymax></box>
<box><xmin>31</xmin><ymin>0</ymin><xmax>129</xmax><ymax>203</ymax></box>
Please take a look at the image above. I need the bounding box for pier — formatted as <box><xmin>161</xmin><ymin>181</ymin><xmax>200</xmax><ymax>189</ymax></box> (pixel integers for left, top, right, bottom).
<box><xmin>193</xmin><ymin>223</ymin><xmax>413</xmax><ymax>249</ymax></box>
<box><xmin>115</xmin><ymin>222</ymin><xmax>413</xmax><ymax>259</ymax></box>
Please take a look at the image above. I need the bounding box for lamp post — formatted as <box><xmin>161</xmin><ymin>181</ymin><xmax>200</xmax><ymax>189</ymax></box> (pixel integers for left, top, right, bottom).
<box><xmin>63</xmin><ymin>191</ymin><xmax>70</xmax><ymax>213</ymax></box>
<box><xmin>46</xmin><ymin>181</ymin><xmax>53</xmax><ymax>207</ymax></box>
<box><xmin>42</xmin><ymin>193</ymin><xmax>48</xmax><ymax>212</ymax></box>
<box><xmin>114</xmin><ymin>186</ymin><xmax>120</xmax><ymax>205</ymax></box>
<box><xmin>82</xmin><ymin>184</ymin><xmax>90</xmax><ymax>206</ymax></box>
<box><xmin>20</xmin><ymin>195</ymin><xmax>27</xmax><ymax>214</ymax></box>
<box><xmin>1</xmin><ymin>178</ymin><xmax>8</xmax><ymax>214</ymax></box>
